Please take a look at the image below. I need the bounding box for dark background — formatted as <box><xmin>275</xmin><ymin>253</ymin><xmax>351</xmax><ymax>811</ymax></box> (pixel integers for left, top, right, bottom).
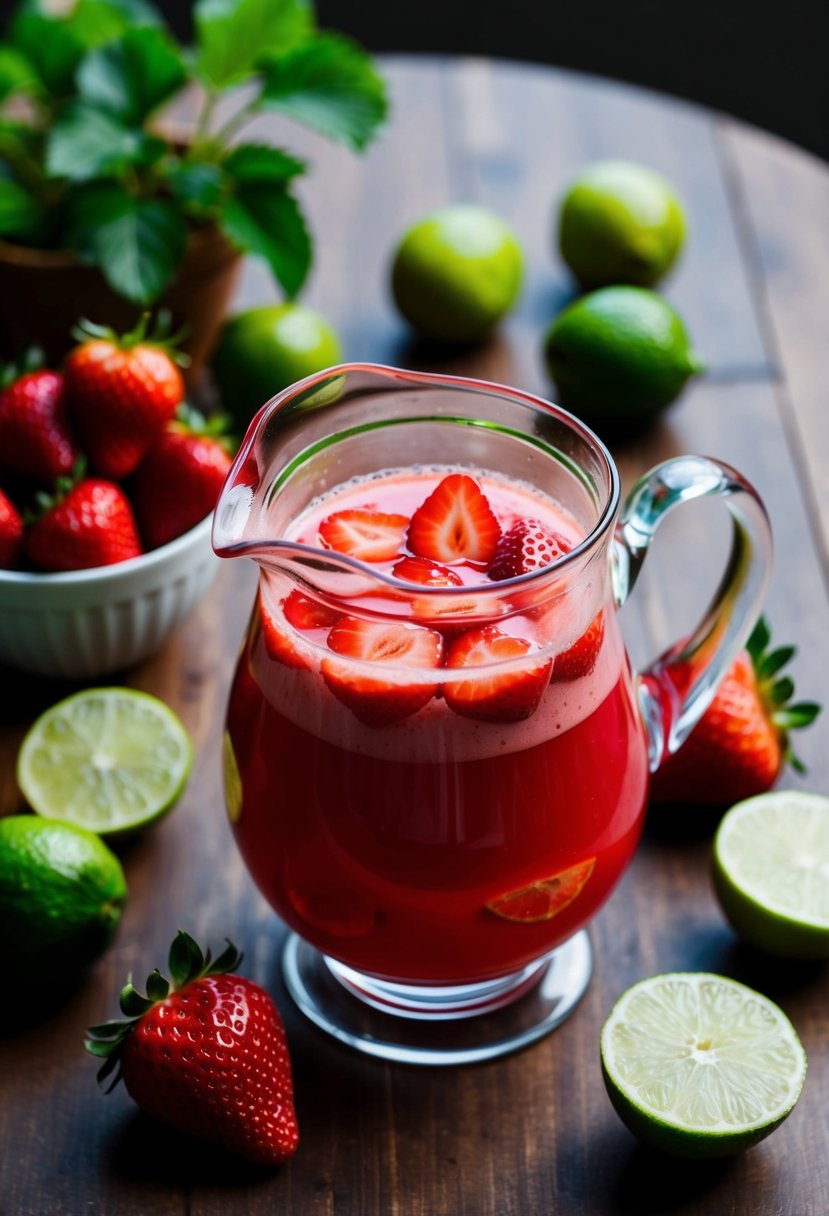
<box><xmin>1</xmin><ymin>0</ymin><xmax>828</xmax><ymax>163</ymax></box>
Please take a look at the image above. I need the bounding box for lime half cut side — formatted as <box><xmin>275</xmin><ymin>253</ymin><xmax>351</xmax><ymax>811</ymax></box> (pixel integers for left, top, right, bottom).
<box><xmin>713</xmin><ymin>791</ymin><xmax>829</xmax><ymax>958</ymax></box>
<box><xmin>18</xmin><ymin>688</ymin><xmax>192</xmax><ymax>836</ymax></box>
<box><xmin>600</xmin><ymin>973</ymin><xmax>807</xmax><ymax>1158</ymax></box>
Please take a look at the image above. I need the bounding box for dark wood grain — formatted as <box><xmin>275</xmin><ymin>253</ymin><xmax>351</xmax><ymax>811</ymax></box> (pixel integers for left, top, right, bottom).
<box><xmin>2</xmin><ymin>57</ymin><xmax>829</xmax><ymax>1216</ymax></box>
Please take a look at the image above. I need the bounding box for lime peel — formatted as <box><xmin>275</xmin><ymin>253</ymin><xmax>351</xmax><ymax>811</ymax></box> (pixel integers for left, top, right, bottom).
<box><xmin>714</xmin><ymin>791</ymin><xmax>829</xmax><ymax>958</ymax></box>
<box><xmin>600</xmin><ymin>972</ymin><xmax>806</xmax><ymax>1157</ymax></box>
<box><xmin>17</xmin><ymin>687</ymin><xmax>192</xmax><ymax>836</ymax></box>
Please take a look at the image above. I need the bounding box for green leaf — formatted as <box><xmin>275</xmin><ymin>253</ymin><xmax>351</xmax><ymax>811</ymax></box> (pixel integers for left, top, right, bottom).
<box><xmin>261</xmin><ymin>33</ymin><xmax>387</xmax><ymax>151</ymax></box>
<box><xmin>167</xmin><ymin>160</ymin><xmax>224</xmax><ymax>214</ymax></box>
<box><xmin>758</xmin><ymin>645</ymin><xmax>795</xmax><ymax>681</ymax></box>
<box><xmin>745</xmin><ymin>615</ymin><xmax>770</xmax><ymax>661</ymax></box>
<box><xmin>771</xmin><ymin>676</ymin><xmax>795</xmax><ymax>705</ymax></box>
<box><xmin>9</xmin><ymin>10</ymin><xmax>85</xmax><ymax>99</ymax></box>
<box><xmin>0</xmin><ymin>46</ymin><xmax>39</xmax><ymax>103</ymax></box>
<box><xmin>46</xmin><ymin>103</ymin><xmax>146</xmax><ymax>181</ymax></box>
<box><xmin>224</xmin><ymin>142</ymin><xmax>305</xmax><ymax>183</ymax></box>
<box><xmin>193</xmin><ymin>0</ymin><xmax>313</xmax><ymax>90</ymax></box>
<box><xmin>119</xmin><ymin>981</ymin><xmax>155</xmax><ymax>1018</ymax></box>
<box><xmin>67</xmin><ymin>183</ymin><xmax>187</xmax><ymax>304</ymax></box>
<box><xmin>168</xmin><ymin>929</ymin><xmax>204</xmax><ymax>989</ymax></box>
<box><xmin>776</xmin><ymin>701</ymin><xmax>822</xmax><ymax>730</ymax></box>
<box><xmin>77</xmin><ymin>27</ymin><xmax>187</xmax><ymax>125</ymax></box>
<box><xmin>210</xmin><ymin>939</ymin><xmax>244</xmax><ymax>975</ymax></box>
<box><xmin>146</xmin><ymin>968</ymin><xmax>171</xmax><ymax>1001</ymax></box>
<box><xmin>0</xmin><ymin>175</ymin><xmax>44</xmax><ymax>241</ymax></box>
<box><xmin>220</xmin><ymin>161</ymin><xmax>311</xmax><ymax>296</ymax></box>
<box><xmin>69</xmin><ymin>0</ymin><xmax>163</xmax><ymax>49</ymax></box>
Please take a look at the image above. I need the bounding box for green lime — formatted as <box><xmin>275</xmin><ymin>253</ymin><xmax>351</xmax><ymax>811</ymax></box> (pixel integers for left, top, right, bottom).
<box><xmin>558</xmin><ymin>160</ymin><xmax>687</xmax><ymax>289</ymax></box>
<box><xmin>0</xmin><ymin>815</ymin><xmax>127</xmax><ymax>981</ymax></box>
<box><xmin>212</xmin><ymin>303</ymin><xmax>342</xmax><ymax>432</ymax></box>
<box><xmin>601</xmin><ymin>972</ymin><xmax>806</xmax><ymax>1158</ymax></box>
<box><xmin>17</xmin><ymin>688</ymin><xmax>191</xmax><ymax>836</ymax></box>
<box><xmin>391</xmin><ymin>204</ymin><xmax>523</xmax><ymax>343</ymax></box>
<box><xmin>544</xmin><ymin>285</ymin><xmax>703</xmax><ymax>426</ymax></box>
<box><xmin>713</xmin><ymin>791</ymin><xmax>829</xmax><ymax>959</ymax></box>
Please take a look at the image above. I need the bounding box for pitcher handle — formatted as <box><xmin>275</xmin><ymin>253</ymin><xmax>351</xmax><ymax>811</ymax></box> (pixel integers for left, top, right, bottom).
<box><xmin>611</xmin><ymin>455</ymin><xmax>773</xmax><ymax>773</ymax></box>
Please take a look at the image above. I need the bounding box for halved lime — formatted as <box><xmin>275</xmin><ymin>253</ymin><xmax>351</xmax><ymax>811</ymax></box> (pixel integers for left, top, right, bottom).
<box><xmin>601</xmin><ymin>973</ymin><xmax>807</xmax><ymax>1157</ymax></box>
<box><xmin>713</xmin><ymin>791</ymin><xmax>829</xmax><ymax>959</ymax></box>
<box><xmin>18</xmin><ymin>688</ymin><xmax>192</xmax><ymax>836</ymax></box>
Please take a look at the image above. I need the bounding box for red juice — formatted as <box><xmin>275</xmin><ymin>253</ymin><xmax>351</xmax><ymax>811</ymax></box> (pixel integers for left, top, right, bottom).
<box><xmin>224</xmin><ymin>468</ymin><xmax>649</xmax><ymax>985</ymax></box>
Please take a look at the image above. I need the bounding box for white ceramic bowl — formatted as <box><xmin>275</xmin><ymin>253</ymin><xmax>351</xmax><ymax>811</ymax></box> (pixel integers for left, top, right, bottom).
<box><xmin>0</xmin><ymin>514</ymin><xmax>219</xmax><ymax>679</ymax></box>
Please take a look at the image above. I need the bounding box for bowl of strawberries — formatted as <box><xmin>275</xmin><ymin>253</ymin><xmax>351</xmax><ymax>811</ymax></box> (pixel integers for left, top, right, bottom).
<box><xmin>0</xmin><ymin>318</ymin><xmax>233</xmax><ymax>679</ymax></box>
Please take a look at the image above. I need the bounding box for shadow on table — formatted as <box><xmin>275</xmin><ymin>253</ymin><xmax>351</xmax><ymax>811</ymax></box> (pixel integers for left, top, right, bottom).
<box><xmin>608</xmin><ymin>1139</ymin><xmax>736</xmax><ymax>1215</ymax></box>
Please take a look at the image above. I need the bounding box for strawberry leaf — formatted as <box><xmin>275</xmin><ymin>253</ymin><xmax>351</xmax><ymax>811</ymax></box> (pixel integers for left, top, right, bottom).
<box><xmin>219</xmin><ymin>151</ymin><xmax>311</xmax><ymax>297</ymax></box>
<box><xmin>0</xmin><ymin>175</ymin><xmax>45</xmax><ymax>242</ymax></box>
<box><xmin>193</xmin><ymin>0</ymin><xmax>312</xmax><ymax>90</ymax></box>
<box><xmin>770</xmin><ymin>676</ymin><xmax>795</xmax><ymax>705</ymax></box>
<box><xmin>0</xmin><ymin>46</ymin><xmax>38</xmax><ymax>103</ymax></box>
<box><xmin>757</xmin><ymin>645</ymin><xmax>795</xmax><ymax>681</ymax></box>
<box><xmin>46</xmin><ymin>104</ymin><xmax>151</xmax><ymax>182</ymax></box>
<box><xmin>145</xmin><ymin>969</ymin><xmax>171</xmax><ymax>1001</ymax></box>
<box><xmin>77</xmin><ymin>27</ymin><xmax>187</xmax><ymax>126</ymax></box>
<box><xmin>260</xmin><ymin>33</ymin><xmax>388</xmax><ymax>151</ymax></box>
<box><xmin>168</xmin><ymin>929</ymin><xmax>205</xmax><ymax>989</ymax></box>
<box><xmin>745</xmin><ymin>615</ymin><xmax>771</xmax><ymax>661</ymax></box>
<box><xmin>119</xmin><ymin>982</ymin><xmax>155</xmax><ymax>1018</ymax></box>
<box><xmin>775</xmin><ymin>702</ymin><xmax>821</xmax><ymax>729</ymax></box>
<box><xmin>67</xmin><ymin>183</ymin><xmax>187</xmax><ymax>305</ymax></box>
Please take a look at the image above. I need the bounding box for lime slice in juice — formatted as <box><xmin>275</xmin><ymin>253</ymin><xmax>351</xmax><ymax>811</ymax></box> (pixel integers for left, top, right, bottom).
<box><xmin>713</xmin><ymin>791</ymin><xmax>829</xmax><ymax>959</ymax></box>
<box><xmin>600</xmin><ymin>972</ymin><xmax>807</xmax><ymax>1157</ymax></box>
<box><xmin>18</xmin><ymin>688</ymin><xmax>191</xmax><ymax>836</ymax></box>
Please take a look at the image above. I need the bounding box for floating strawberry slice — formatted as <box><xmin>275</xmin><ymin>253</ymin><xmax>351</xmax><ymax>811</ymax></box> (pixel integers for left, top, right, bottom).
<box><xmin>488</xmin><ymin>518</ymin><xmax>571</xmax><ymax>580</ymax></box>
<box><xmin>553</xmin><ymin>612</ymin><xmax>605</xmax><ymax>682</ymax></box>
<box><xmin>260</xmin><ymin>590</ymin><xmax>335</xmax><ymax>670</ymax></box>
<box><xmin>319</xmin><ymin>509</ymin><xmax>409</xmax><ymax>562</ymax></box>
<box><xmin>392</xmin><ymin>555</ymin><xmax>464</xmax><ymax>587</ymax></box>
<box><xmin>444</xmin><ymin>625</ymin><xmax>552</xmax><ymax>723</ymax></box>
<box><xmin>322</xmin><ymin>616</ymin><xmax>444</xmax><ymax>726</ymax></box>
<box><xmin>283</xmin><ymin>590</ymin><xmax>340</xmax><ymax>631</ymax></box>
<box><xmin>407</xmin><ymin>473</ymin><xmax>501</xmax><ymax>564</ymax></box>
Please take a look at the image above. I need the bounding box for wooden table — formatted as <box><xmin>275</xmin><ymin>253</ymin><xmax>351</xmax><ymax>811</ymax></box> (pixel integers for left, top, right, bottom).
<box><xmin>2</xmin><ymin>57</ymin><xmax>829</xmax><ymax>1216</ymax></box>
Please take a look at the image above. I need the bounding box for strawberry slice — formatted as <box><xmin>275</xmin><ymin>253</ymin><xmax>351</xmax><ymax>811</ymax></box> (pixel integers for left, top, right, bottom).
<box><xmin>260</xmin><ymin>590</ymin><xmax>337</xmax><ymax>670</ymax></box>
<box><xmin>407</xmin><ymin>473</ymin><xmax>501</xmax><ymax>564</ymax></box>
<box><xmin>319</xmin><ymin>509</ymin><xmax>409</xmax><ymax>562</ymax></box>
<box><xmin>283</xmin><ymin>590</ymin><xmax>340</xmax><ymax>632</ymax></box>
<box><xmin>392</xmin><ymin>555</ymin><xmax>464</xmax><ymax>587</ymax></box>
<box><xmin>322</xmin><ymin>616</ymin><xmax>444</xmax><ymax>726</ymax></box>
<box><xmin>488</xmin><ymin>518</ymin><xmax>571</xmax><ymax>580</ymax></box>
<box><xmin>553</xmin><ymin>612</ymin><xmax>605</xmax><ymax>682</ymax></box>
<box><xmin>444</xmin><ymin>625</ymin><xmax>552</xmax><ymax>723</ymax></box>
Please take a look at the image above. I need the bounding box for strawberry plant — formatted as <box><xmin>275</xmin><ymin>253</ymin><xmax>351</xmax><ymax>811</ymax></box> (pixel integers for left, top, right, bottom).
<box><xmin>0</xmin><ymin>0</ymin><xmax>386</xmax><ymax>306</ymax></box>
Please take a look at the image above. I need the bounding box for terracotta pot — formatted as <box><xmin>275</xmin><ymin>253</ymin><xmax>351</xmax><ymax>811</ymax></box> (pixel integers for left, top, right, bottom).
<box><xmin>0</xmin><ymin>224</ymin><xmax>242</xmax><ymax>382</ymax></box>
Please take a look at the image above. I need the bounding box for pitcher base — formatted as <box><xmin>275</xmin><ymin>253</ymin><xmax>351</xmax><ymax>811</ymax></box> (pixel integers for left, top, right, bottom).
<box><xmin>281</xmin><ymin>930</ymin><xmax>593</xmax><ymax>1065</ymax></box>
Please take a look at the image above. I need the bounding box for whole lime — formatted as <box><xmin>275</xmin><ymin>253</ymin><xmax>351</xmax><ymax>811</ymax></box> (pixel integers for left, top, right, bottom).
<box><xmin>0</xmin><ymin>815</ymin><xmax>127</xmax><ymax>982</ymax></box>
<box><xmin>391</xmin><ymin>204</ymin><xmax>524</xmax><ymax>343</ymax></box>
<box><xmin>212</xmin><ymin>303</ymin><xmax>342</xmax><ymax>432</ymax></box>
<box><xmin>543</xmin><ymin>286</ymin><xmax>703</xmax><ymax>427</ymax></box>
<box><xmin>558</xmin><ymin>160</ymin><xmax>687</xmax><ymax>289</ymax></box>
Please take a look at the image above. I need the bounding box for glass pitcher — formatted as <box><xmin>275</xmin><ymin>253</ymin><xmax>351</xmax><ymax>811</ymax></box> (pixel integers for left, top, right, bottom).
<box><xmin>213</xmin><ymin>364</ymin><xmax>772</xmax><ymax>1065</ymax></box>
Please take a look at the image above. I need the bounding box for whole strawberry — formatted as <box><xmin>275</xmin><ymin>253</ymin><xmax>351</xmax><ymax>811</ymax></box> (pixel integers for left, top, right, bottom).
<box><xmin>649</xmin><ymin>618</ymin><xmax>820</xmax><ymax>807</ymax></box>
<box><xmin>85</xmin><ymin>932</ymin><xmax>299</xmax><ymax>1168</ymax></box>
<box><xmin>133</xmin><ymin>407</ymin><xmax>233</xmax><ymax>549</ymax></box>
<box><xmin>26</xmin><ymin>471</ymin><xmax>142</xmax><ymax>571</ymax></box>
<box><xmin>64</xmin><ymin>316</ymin><xmax>185</xmax><ymax>480</ymax></box>
<box><xmin>0</xmin><ymin>487</ymin><xmax>24</xmax><ymax>568</ymax></box>
<box><xmin>0</xmin><ymin>367</ymin><xmax>79</xmax><ymax>482</ymax></box>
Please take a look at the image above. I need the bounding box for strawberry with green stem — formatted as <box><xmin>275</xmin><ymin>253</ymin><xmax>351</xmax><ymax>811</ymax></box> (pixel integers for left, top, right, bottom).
<box><xmin>25</xmin><ymin>461</ymin><xmax>142</xmax><ymax>572</ymax></box>
<box><xmin>649</xmin><ymin>617</ymin><xmax>821</xmax><ymax>807</ymax></box>
<box><xmin>63</xmin><ymin>314</ymin><xmax>186</xmax><ymax>481</ymax></box>
<box><xmin>85</xmin><ymin>931</ymin><xmax>299</xmax><ymax>1168</ymax></box>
